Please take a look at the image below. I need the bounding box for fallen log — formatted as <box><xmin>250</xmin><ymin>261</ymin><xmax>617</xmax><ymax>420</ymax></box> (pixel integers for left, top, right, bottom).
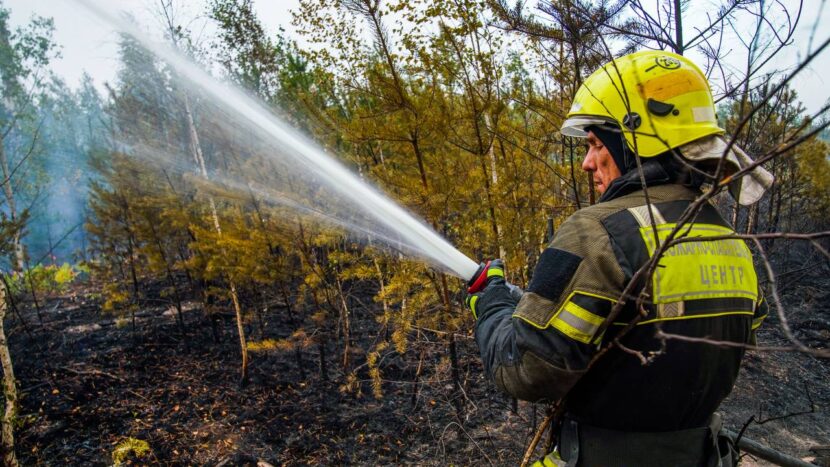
<box><xmin>723</xmin><ymin>429</ymin><xmax>817</xmax><ymax>467</ymax></box>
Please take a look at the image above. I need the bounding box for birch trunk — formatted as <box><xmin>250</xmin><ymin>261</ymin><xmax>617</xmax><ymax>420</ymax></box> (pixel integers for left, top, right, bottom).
<box><xmin>335</xmin><ymin>274</ymin><xmax>351</xmax><ymax>370</ymax></box>
<box><xmin>0</xmin><ymin>283</ymin><xmax>19</xmax><ymax>466</ymax></box>
<box><xmin>482</xmin><ymin>114</ymin><xmax>506</xmax><ymax>259</ymax></box>
<box><xmin>183</xmin><ymin>93</ymin><xmax>248</xmax><ymax>386</ymax></box>
<box><xmin>0</xmin><ymin>140</ymin><xmax>25</xmax><ymax>272</ymax></box>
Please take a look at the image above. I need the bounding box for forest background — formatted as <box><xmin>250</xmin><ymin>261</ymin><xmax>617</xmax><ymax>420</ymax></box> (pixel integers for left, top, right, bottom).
<box><xmin>0</xmin><ymin>0</ymin><xmax>829</xmax><ymax>465</ymax></box>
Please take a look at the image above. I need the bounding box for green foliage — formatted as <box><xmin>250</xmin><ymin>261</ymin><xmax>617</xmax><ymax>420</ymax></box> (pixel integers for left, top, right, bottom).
<box><xmin>1</xmin><ymin>3</ymin><xmax>60</xmax><ymax>270</ymax></box>
<box><xmin>0</xmin><ymin>6</ymin><xmax>58</xmax><ymax>113</ymax></box>
<box><xmin>209</xmin><ymin>0</ymin><xmax>280</xmax><ymax>95</ymax></box>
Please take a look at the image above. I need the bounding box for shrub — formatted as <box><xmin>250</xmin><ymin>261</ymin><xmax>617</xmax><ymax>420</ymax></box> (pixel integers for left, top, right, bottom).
<box><xmin>3</xmin><ymin>263</ymin><xmax>87</xmax><ymax>298</ymax></box>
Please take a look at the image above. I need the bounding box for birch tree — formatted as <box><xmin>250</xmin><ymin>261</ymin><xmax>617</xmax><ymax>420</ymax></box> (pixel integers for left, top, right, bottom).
<box><xmin>0</xmin><ymin>6</ymin><xmax>57</xmax><ymax>271</ymax></box>
<box><xmin>0</xmin><ymin>278</ymin><xmax>17</xmax><ymax>466</ymax></box>
<box><xmin>157</xmin><ymin>0</ymin><xmax>251</xmax><ymax>386</ymax></box>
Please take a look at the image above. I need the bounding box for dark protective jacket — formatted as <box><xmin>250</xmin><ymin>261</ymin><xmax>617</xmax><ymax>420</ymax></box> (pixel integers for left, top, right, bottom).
<box><xmin>474</xmin><ymin>182</ymin><xmax>767</xmax><ymax>432</ymax></box>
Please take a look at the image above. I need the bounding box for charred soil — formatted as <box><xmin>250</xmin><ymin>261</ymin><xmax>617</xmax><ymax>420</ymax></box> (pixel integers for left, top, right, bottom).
<box><xmin>7</xmin><ymin>282</ymin><xmax>830</xmax><ymax>465</ymax></box>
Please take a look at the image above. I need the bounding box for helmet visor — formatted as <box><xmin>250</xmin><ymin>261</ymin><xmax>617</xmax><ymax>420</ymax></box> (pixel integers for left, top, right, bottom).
<box><xmin>560</xmin><ymin>116</ymin><xmax>614</xmax><ymax>137</ymax></box>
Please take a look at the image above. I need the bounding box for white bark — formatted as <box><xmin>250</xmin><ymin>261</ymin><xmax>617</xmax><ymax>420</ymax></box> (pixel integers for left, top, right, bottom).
<box><xmin>0</xmin><ymin>282</ymin><xmax>19</xmax><ymax>466</ymax></box>
<box><xmin>183</xmin><ymin>92</ymin><xmax>248</xmax><ymax>385</ymax></box>
<box><xmin>0</xmin><ymin>139</ymin><xmax>26</xmax><ymax>272</ymax></box>
<box><xmin>483</xmin><ymin>114</ymin><xmax>506</xmax><ymax>259</ymax></box>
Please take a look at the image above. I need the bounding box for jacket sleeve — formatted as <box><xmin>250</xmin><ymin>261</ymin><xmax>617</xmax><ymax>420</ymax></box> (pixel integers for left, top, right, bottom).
<box><xmin>474</xmin><ymin>210</ymin><xmax>627</xmax><ymax>402</ymax></box>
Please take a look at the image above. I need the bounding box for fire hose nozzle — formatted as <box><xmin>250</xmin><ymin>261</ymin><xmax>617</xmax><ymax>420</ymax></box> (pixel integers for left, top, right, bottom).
<box><xmin>466</xmin><ymin>260</ymin><xmax>491</xmax><ymax>294</ymax></box>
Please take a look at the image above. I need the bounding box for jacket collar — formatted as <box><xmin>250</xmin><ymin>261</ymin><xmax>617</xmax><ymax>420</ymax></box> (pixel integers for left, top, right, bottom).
<box><xmin>599</xmin><ymin>159</ymin><xmax>673</xmax><ymax>202</ymax></box>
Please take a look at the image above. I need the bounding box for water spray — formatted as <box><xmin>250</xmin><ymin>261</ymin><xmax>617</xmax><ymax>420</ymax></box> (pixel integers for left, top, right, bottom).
<box><xmin>74</xmin><ymin>0</ymin><xmax>481</xmax><ymax>281</ymax></box>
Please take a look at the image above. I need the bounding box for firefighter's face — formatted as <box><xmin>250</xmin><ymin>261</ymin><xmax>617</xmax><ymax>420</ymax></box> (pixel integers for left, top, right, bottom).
<box><xmin>582</xmin><ymin>131</ymin><xmax>622</xmax><ymax>194</ymax></box>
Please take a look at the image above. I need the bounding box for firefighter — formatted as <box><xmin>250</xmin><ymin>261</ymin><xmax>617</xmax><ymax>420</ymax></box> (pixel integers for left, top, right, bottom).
<box><xmin>465</xmin><ymin>50</ymin><xmax>773</xmax><ymax>467</ymax></box>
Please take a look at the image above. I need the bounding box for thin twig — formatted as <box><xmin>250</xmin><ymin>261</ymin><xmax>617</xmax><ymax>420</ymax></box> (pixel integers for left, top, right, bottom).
<box><xmin>520</xmin><ymin>408</ymin><xmax>556</xmax><ymax>467</ymax></box>
<box><xmin>655</xmin><ymin>330</ymin><xmax>830</xmax><ymax>358</ymax></box>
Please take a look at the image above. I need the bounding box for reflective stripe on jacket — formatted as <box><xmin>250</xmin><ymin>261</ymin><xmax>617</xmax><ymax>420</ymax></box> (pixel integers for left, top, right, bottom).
<box><xmin>474</xmin><ymin>184</ymin><xmax>767</xmax><ymax>431</ymax></box>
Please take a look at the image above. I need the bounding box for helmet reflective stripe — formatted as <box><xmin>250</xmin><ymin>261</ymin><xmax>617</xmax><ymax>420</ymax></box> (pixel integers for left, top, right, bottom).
<box><xmin>561</xmin><ymin>50</ymin><xmax>724</xmax><ymax>158</ymax></box>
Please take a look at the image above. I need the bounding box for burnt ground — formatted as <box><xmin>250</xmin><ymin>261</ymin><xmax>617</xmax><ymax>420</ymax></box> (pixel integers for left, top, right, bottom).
<box><xmin>6</xmin><ymin>282</ymin><xmax>830</xmax><ymax>466</ymax></box>
<box><xmin>720</xmin><ymin>311</ymin><xmax>830</xmax><ymax>466</ymax></box>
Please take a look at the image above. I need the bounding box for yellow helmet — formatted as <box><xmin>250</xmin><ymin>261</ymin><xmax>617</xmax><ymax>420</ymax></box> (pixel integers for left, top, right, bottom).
<box><xmin>561</xmin><ymin>50</ymin><xmax>724</xmax><ymax>158</ymax></box>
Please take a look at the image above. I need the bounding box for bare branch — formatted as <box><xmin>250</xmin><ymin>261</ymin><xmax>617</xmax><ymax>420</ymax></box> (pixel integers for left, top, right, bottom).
<box><xmin>655</xmin><ymin>330</ymin><xmax>830</xmax><ymax>358</ymax></box>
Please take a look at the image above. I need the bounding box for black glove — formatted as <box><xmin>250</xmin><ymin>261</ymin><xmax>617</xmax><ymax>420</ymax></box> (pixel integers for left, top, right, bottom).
<box><xmin>466</xmin><ymin>259</ymin><xmax>505</xmax><ymax>292</ymax></box>
<box><xmin>465</xmin><ymin>259</ymin><xmax>523</xmax><ymax>319</ymax></box>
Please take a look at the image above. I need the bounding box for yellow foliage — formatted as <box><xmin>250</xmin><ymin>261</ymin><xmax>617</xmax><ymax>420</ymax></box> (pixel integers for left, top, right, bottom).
<box><xmin>247</xmin><ymin>338</ymin><xmax>294</xmax><ymax>353</ymax></box>
<box><xmin>102</xmin><ymin>284</ymin><xmax>130</xmax><ymax>313</ymax></box>
<box><xmin>391</xmin><ymin>327</ymin><xmax>409</xmax><ymax>355</ymax></box>
<box><xmin>290</xmin><ymin>328</ymin><xmax>313</xmax><ymax>348</ymax></box>
<box><xmin>83</xmin><ymin>0</ymin><xmax>662</xmax><ymax>403</ymax></box>
<box><xmin>366</xmin><ymin>351</ymin><xmax>379</xmax><ymax>367</ymax></box>
<box><xmin>369</xmin><ymin>366</ymin><xmax>383</xmax><ymax>399</ymax></box>
<box><xmin>795</xmin><ymin>138</ymin><xmax>830</xmax><ymax>214</ymax></box>
<box><xmin>339</xmin><ymin>372</ymin><xmax>362</xmax><ymax>397</ymax></box>
<box><xmin>112</xmin><ymin>437</ymin><xmax>150</xmax><ymax>465</ymax></box>
<box><xmin>311</xmin><ymin>309</ymin><xmax>328</xmax><ymax>325</ymax></box>
<box><xmin>53</xmin><ymin>263</ymin><xmax>76</xmax><ymax>285</ymax></box>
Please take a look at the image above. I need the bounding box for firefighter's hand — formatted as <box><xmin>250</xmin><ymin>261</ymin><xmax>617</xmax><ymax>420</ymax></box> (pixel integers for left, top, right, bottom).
<box><xmin>469</xmin><ymin>259</ymin><xmax>505</xmax><ymax>291</ymax></box>
<box><xmin>487</xmin><ymin>258</ymin><xmax>505</xmax><ymax>280</ymax></box>
<box><xmin>464</xmin><ymin>291</ymin><xmax>483</xmax><ymax>319</ymax></box>
<box><xmin>465</xmin><ymin>259</ymin><xmax>514</xmax><ymax>319</ymax></box>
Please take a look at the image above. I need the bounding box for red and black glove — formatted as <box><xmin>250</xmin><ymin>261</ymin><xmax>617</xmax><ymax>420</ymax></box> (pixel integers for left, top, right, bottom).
<box><xmin>465</xmin><ymin>259</ymin><xmax>522</xmax><ymax>319</ymax></box>
<box><xmin>466</xmin><ymin>259</ymin><xmax>505</xmax><ymax>294</ymax></box>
